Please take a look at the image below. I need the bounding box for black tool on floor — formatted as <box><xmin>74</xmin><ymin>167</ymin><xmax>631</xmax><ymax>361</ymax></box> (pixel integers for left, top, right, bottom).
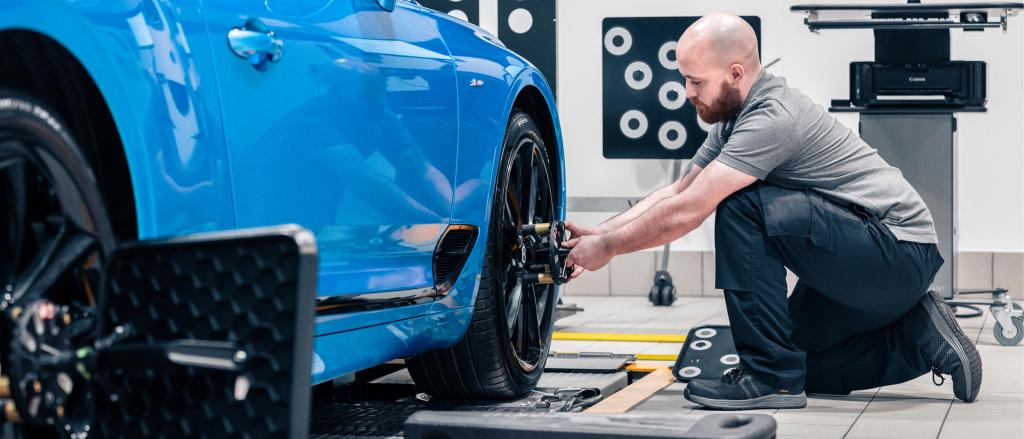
<box><xmin>672</xmin><ymin>325</ymin><xmax>738</xmax><ymax>382</ymax></box>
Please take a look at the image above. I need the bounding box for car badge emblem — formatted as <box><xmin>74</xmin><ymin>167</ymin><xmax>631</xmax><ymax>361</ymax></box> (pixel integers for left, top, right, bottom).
<box><xmin>470</xmin><ymin>78</ymin><xmax>485</xmax><ymax>88</ymax></box>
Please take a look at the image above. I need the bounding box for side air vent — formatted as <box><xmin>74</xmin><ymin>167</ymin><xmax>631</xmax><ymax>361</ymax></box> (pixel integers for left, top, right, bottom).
<box><xmin>433</xmin><ymin>225</ymin><xmax>478</xmax><ymax>294</ymax></box>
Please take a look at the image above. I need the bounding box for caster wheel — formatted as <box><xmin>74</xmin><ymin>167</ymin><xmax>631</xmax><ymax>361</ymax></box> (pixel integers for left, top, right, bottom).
<box><xmin>649</xmin><ymin>270</ymin><xmax>674</xmax><ymax>306</ymax></box>
<box><xmin>994</xmin><ymin>303</ymin><xmax>1023</xmax><ymax>346</ymax></box>
<box><xmin>657</xmin><ymin>285</ymin><xmax>676</xmax><ymax>307</ymax></box>
<box><xmin>649</xmin><ymin>285</ymin><xmax>663</xmax><ymax>306</ymax></box>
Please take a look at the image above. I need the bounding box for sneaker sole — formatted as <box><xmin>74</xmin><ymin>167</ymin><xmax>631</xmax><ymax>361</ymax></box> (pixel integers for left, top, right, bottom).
<box><xmin>922</xmin><ymin>290</ymin><xmax>982</xmax><ymax>402</ymax></box>
<box><xmin>684</xmin><ymin>388</ymin><xmax>807</xmax><ymax>410</ymax></box>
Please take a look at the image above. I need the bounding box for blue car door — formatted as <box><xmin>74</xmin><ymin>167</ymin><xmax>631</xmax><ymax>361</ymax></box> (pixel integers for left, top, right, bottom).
<box><xmin>199</xmin><ymin>0</ymin><xmax>460</xmax><ymax>332</ymax></box>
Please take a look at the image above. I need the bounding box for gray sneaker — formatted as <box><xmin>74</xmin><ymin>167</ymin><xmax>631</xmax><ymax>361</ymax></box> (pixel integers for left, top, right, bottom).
<box><xmin>683</xmin><ymin>367</ymin><xmax>807</xmax><ymax>410</ymax></box>
<box><xmin>920</xmin><ymin>290</ymin><xmax>983</xmax><ymax>402</ymax></box>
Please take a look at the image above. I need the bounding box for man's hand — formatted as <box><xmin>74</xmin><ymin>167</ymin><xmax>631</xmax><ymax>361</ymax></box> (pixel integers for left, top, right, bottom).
<box><xmin>564</xmin><ymin>220</ymin><xmax>607</xmax><ymax>238</ymax></box>
<box><xmin>563</xmin><ymin>234</ymin><xmax>616</xmax><ymax>273</ymax></box>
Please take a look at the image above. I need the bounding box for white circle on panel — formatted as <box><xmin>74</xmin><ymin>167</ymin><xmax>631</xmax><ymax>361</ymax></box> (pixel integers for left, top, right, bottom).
<box><xmin>690</xmin><ymin>340</ymin><xmax>712</xmax><ymax>351</ymax></box>
<box><xmin>658</xmin><ymin>81</ymin><xmax>686</xmax><ymax>110</ymax></box>
<box><xmin>658</xmin><ymin>121</ymin><xmax>687</xmax><ymax>150</ymax></box>
<box><xmin>679</xmin><ymin>366</ymin><xmax>702</xmax><ymax>378</ymax></box>
<box><xmin>721</xmin><ymin>354</ymin><xmax>740</xmax><ymax>365</ymax></box>
<box><xmin>697</xmin><ymin>116</ymin><xmax>714</xmax><ymax>133</ymax></box>
<box><xmin>604</xmin><ymin>27</ymin><xmax>632</xmax><ymax>56</ymax></box>
<box><xmin>508</xmin><ymin>8</ymin><xmax>533</xmax><ymax>34</ymax></box>
<box><xmin>624</xmin><ymin>61</ymin><xmax>652</xmax><ymax>90</ymax></box>
<box><xmin>694</xmin><ymin>328</ymin><xmax>717</xmax><ymax>339</ymax></box>
<box><xmin>620</xmin><ymin>110</ymin><xmax>648</xmax><ymax>139</ymax></box>
<box><xmin>658</xmin><ymin>41</ymin><xmax>679</xmax><ymax>70</ymax></box>
<box><xmin>447</xmin><ymin>9</ymin><xmax>468</xmax><ymax>21</ymax></box>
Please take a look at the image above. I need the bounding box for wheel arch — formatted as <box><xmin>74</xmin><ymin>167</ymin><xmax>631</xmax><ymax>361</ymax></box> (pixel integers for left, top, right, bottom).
<box><xmin>0</xmin><ymin>29</ymin><xmax>137</xmax><ymax>241</ymax></box>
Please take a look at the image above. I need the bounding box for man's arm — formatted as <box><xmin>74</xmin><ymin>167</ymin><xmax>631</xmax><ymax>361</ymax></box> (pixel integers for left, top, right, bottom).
<box><xmin>605</xmin><ymin>161</ymin><xmax>755</xmax><ymax>254</ymax></box>
<box><xmin>586</xmin><ymin>163</ymin><xmax>705</xmax><ymax>234</ymax></box>
<box><xmin>564</xmin><ymin>161</ymin><xmax>757</xmax><ymax>273</ymax></box>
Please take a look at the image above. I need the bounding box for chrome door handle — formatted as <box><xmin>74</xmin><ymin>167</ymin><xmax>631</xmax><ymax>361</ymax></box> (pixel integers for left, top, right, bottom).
<box><xmin>227</xmin><ymin>18</ymin><xmax>282</xmax><ymax>71</ymax></box>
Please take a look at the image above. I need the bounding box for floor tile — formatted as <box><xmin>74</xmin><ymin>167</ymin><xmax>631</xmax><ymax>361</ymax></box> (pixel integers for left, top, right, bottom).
<box><xmin>639</xmin><ymin>343</ymin><xmax>684</xmax><ymax>355</ymax></box>
<box><xmin>775</xmin><ymin>423</ymin><xmax>849</xmax><ymax>439</ymax></box>
<box><xmin>846</xmin><ymin>397</ymin><xmax>950</xmax><ymax>438</ymax></box>
<box><xmin>773</xmin><ymin>396</ymin><xmax>870</xmax><ymax>426</ymax></box>
<box><xmin>876</xmin><ymin>373</ymin><xmax>955</xmax><ymax>400</ymax></box>
<box><xmin>578</xmin><ymin>341</ymin><xmax>660</xmax><ymax>355</ymax></box>
<box><xmin>845</xmin><ymin>425</ymin><xmax>944</xmax><ymax>439</ymax></box>
<box><xmin>549</xmin><ymin>340</ymin><xmax>595</xmax><ymax>353</ymax></box>
<box><xmin>938</xmin><ymin>424</ymin><xmax>1024</xmax><ymax>439</ymax></box>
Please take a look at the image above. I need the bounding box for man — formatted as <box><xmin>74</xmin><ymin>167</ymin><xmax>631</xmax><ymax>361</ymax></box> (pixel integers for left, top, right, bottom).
<box><xmin>563</xmin><ymin>12</ymin><xmax>981</xmax><ymax>410</ymax></box>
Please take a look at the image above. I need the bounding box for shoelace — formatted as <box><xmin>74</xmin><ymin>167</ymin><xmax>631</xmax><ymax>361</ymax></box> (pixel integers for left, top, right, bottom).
<box><xmin>932</xmin><ymin>367</ymin><xmax>945</xmax><ymax>386</ymax></box>
<box><xmin>722</xmin><ymin>367</ymin><xmax>745</xmax><ymax>384</ymax></box>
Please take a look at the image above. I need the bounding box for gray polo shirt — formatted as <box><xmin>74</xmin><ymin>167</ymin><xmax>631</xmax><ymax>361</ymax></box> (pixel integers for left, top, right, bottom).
<box><xmin>692</xmin><ymin>71</ymin><xmax>938</xmax><ymax>244</ymax></box>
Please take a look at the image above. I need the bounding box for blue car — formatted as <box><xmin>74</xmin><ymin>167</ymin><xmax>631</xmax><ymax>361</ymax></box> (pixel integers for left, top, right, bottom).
<box><xmin>0</xmin><ymin>0</ymin><xmax>564</xmax><ymax>421</ymax></box>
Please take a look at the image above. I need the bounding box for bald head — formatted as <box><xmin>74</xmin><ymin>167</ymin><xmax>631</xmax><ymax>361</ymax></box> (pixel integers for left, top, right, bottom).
<box><xmin>675</xmin><ymin>13</ymin><xmax>762</xmax><ymax>123</ymax></box>
<box><xmin>677</xmin><ymin>12</ymin><xmax>760</xmax><ymax>72</ymax></box>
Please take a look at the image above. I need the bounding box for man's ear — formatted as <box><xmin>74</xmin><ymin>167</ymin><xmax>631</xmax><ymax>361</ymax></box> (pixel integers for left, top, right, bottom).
<box><xmin>729</xmin><ymin>63</ymin><xmax>745</xmax><ymax>83</ymax></box>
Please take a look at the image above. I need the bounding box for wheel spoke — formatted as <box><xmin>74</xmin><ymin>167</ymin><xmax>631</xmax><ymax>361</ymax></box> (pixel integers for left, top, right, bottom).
<box><xmin>505</xmin><ymin>186</ymin><xmax>522</xmax><ymax>229</ymax></box>
<box><xmin>524</xmin><ymin>286</ymin><xmax>540</xmax><ymax>351</ymax></box>
<box><xmin>525</xmin><ymin>152</ymin><xmax>538</xmax><ymax>225</ymax></box>
<box><xmin>11</xmin><ymin>222</ymin><xmax>98</xmax><ymax>307</ymax></box>
<box><xmin>515</xmin><ymin>288</ymin><xmax>527</xmax><ymax>352</ymax></box>
<box><xmin>506</xmin><ymin>272</ymin><xmax>524</xmax><ymax>335</ymax></box>
<box><xmin>1</xmin><ymin>155</ymin><xmax>27</xmax><ymax>285</ymax></box>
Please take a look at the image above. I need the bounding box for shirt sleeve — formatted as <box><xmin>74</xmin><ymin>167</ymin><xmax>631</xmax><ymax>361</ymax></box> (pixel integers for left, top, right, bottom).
<box><xmin>715</xmin><ymin>101</ymin><xmax>800</xmax><ymax>180</ymax></box>
<box><xmin>690</xmin><ymin>122</ymin><xmax>723</xmax><ymax>168</ymax></box>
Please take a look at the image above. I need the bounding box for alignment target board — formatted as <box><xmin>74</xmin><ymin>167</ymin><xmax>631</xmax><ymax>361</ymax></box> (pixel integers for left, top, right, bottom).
<box><xmin>602</xmin><ymin>16</ymin><xmax>761</xmax><ymax>159</ymax></box>
<box><xmin>499</xmin><ymin>0</ymin><xmax>557</xmax><ymax>96</ymax></box>
<box><xmin>672</xmin><ymin>325</ymin><xmax>740</xmax><ymax>382</ymax></box>
<box><xmin>419</xmin><ymin>0</ymin><xmax>481</xmax><ymax>25</ymax></box>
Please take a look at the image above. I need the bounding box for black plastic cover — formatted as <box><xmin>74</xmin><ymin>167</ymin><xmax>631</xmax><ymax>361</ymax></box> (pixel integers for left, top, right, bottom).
<box><xmin>94</xmin><ymin>225</ymin><xmax>317</xmax><ymax>438</ymax></box>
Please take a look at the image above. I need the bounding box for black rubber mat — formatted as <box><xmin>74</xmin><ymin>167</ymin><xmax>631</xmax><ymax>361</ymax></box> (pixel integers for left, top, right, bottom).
<box><xmin>672</xmin><ymin>325</ymin><xmax>739</xmax><ymax>382</ymax></box>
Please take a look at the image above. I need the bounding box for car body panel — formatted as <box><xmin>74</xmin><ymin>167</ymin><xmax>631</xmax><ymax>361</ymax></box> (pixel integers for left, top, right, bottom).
<box><xmin>201</xmin><ymin>0</ymin><xmax>460</xmax><ymax>309</ymax></box>
<box><xmin>0</xmin><ymin>0</ymin><xmax>238</xmax><ymax>238</ymax></box>
<box><xmin>0</xmin><ymin>0</ymin><xmax>564</xmax><ymax>385</ymax></box>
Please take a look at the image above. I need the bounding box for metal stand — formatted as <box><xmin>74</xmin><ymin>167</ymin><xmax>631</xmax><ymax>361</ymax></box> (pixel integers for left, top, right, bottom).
<box><xmin>649</xmin><ymin>161</ymin><xmax>681</xmax><ymax>306</ymax></box>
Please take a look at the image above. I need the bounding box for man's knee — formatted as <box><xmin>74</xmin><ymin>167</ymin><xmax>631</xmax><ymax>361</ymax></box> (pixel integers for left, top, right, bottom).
<box><xmin>716</xmin><ymin>182</ymin><xmax>763</xmax><ymax>220</ymax></box>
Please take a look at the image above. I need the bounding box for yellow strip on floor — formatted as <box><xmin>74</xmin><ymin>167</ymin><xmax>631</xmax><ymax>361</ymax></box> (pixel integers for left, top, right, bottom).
<box><xmin>552</xmin><ymin>332</ymin><xmax>687</xmax><ymax>343</ymax></box>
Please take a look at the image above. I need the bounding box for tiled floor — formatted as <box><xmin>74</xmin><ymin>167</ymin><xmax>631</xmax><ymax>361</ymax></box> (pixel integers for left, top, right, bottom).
<box><xmin>553</xmin><ymin>296</ymin><xmax>1024</xmax><ymax>439</ymax></box>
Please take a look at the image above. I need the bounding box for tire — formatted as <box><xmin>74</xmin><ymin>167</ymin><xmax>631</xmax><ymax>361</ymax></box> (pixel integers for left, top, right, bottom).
<box><xmin>0</xmin><ymin>90</ymin><xmax>117</xmax><ymax>437</ymax></box>
<box><xmin>407</xmin><ymin>110</ymin><xmax>558</xmax><ymax>398</ymax></box>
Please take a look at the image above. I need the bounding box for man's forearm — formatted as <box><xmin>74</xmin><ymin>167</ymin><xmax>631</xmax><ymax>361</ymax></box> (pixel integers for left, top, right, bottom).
<box><xmin>596</xmin><ymin>184</ymin><xmax>676</xmax><ymax>232</ymax></box>
<box><xmin>596</xmin><ymin>163</ymin><xmax>703</xmax><ymax>232</ymax></box>
<box><xmin>605</xmin><ymin>191</ymin><xmax>707</xmax><ymax>255</ymax></box>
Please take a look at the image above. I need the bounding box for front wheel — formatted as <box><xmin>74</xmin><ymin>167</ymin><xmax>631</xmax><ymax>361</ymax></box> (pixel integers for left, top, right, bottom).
<box><xmin>0</xmin><ymin>90</ymin><xmax>117</xmax><ymax>437</ymax></box>
<box><xmin>407</xmin><ymin>110</ymin><xmax>558</xmax><ymax>398</ymax></box>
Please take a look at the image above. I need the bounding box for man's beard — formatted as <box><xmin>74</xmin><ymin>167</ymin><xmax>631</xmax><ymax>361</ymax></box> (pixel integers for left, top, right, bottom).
<box><xmin>691</xmin><ymin>80</ymin><xmax>743</xmax><ymax>124</ymax></box>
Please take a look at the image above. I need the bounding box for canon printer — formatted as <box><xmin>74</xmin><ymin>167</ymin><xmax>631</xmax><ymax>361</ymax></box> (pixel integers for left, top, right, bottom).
<box><xmin>848</xmin><ymin>60</ymin><xmax>986</xmax><ymax>107</ymax></box>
